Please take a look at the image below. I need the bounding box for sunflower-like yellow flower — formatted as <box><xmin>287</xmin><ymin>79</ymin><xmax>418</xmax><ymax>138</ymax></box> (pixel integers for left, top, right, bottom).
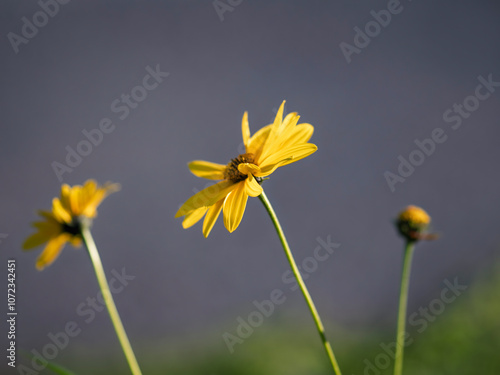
<box><xmin>23</xmin><ymin>180</ymin><xmax>120</xmax><ymax>270</ymax></box>
<box><xmin>175</xmin><ymin>101</ymin><xmax>317</xmax><ymax>237</ymax></box>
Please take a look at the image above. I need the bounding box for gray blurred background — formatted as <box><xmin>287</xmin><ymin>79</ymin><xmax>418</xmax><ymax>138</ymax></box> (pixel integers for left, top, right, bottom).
<box><xmin>1</xmin><ymin>0</ymin><xmax>499</xmax><ymax>374</ymax></box>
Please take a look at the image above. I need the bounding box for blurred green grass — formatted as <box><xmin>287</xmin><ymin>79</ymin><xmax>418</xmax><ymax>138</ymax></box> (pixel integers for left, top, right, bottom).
<box><xmin>31</xmin><ymin>265</ymin><xmax>500</xmax><ymax>374</ymax></box>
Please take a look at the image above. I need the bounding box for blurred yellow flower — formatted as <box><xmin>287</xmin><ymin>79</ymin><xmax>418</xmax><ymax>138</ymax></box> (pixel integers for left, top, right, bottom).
<box><xmin>396</xmin><ymin>205</ymin><xmax>435</xmax><ymax>242</ymax></box>
<box><xmin>23</xmin><ymin>180</ymin><xmax>120</xmax><ymax>270</ymax></box>
<box><xmin>398</xmin><ymin>205</ymin><xmax>430</xmax><ymax>226</ymax></box>
<box><xmin>175</xmin><ymin>101</ymin><xmax>317</xmax><ymax>237</ymax></box>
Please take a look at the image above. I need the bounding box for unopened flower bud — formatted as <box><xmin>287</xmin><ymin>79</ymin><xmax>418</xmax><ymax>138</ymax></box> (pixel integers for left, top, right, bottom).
<box><xmin>396</xmin><ymin>205</ymin><xmax>433</xmax><ymax>242</ymax></box>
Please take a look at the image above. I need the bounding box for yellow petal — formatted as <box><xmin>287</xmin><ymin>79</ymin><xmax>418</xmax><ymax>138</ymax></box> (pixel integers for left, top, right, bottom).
<box><xmin>237</xmin><ymin>163</ymin><xmax>261</xmax><ymax>176</ymax></box>
<box><xmin>253</xmin><ymin>157</ymin><xmax>292</xmax><ymax>177</ymax></box>
<box><xmin>261</xmin><ymin>101</ymin><xmax>285</xmax><ymax>152</ymax></box>
<box><xmin>32</xmin><ymin>219</ymin><xmax>59</xmax><ymax>231</ymax></box>
<box><xmin>241</xmin><ymin>111</ymin><xmax>250</xmax><ymax>149</ymax></box>
<box><xmin>281</xmin><ymin>123</ymin><xmax>314</xmax><ymax>148</ymax></box>
<box><xmin>182</xmin><ymin>207</ymin><xmax>208</xmax><ymax>229</ymax></box>
<box><xmin>27</xmin><ymin>220</ymin><xmax>61</xmax><ymax>241</ymax></box>
<box><xmin>35</xmin><ymin>234</ymin><xmax>70</xmax><ymax>270</ymax></box>
<box><xmin>275</xmin><ymin>113</ymin><xmax>300</xmax><ymax>143</ymax></box>
<box><xmin>223</xmin><ymin>181</ymin><xmax>248</xmax><ymax>233</ymax></box>
<box><xmin>188</xmin><ymin>160</ymin><xmax>226</xmax><ymax>180</ymax></box>
<box><xmin>281</xmin><ymin>112</ymin><xmax>299</xmax><ymax>135</ymax></box>
<box><xmin>69</xmin><ymin>185</ymin><xmax>83</xmax><ymax>216</ymax></box>
<box><xmin>105</xmin><ymin>181</ymin><xmax>121</xmax><ymax>193</ymax></box>
<box><xmin>82</xmin><ymin>182</ymin><xmax>120</xmax><ymax>218</ymax></box>
<box><xmin>23</xmin><ymin>231</ymin><xmax>55</xmax><ymax>250</ymax></box>
<box><xmin>37</xmin><ymin>210</ymin><xmax>58</xmax><ymax>222</ymax></box>
<box><xmin>52</xmin><ymin>198</ymin><xmax>72</xmax><ymax>223</ymax></box>
<box><xmin>175</xmin><ymin>180</ymin><xmax>237</xmax><ymax>218</ymax></box>
<box><xmin>258</xmin><ymin>112</ymin><xmax>300</xmax><ymax>163</ymax></box>
<box><xmin>203</xmin><ymin>199</ymin><xmax>224</xmax><ymax>237</ymax></box>
<box><xmin>272</xmin><ymin>101</ymin><xmax>286</xmax><ymax>130</ymax></box>
<box><xmin>245</xmin><ymin>174</ymin><xmax>263</xmax><ymax>197</ymax></box>
<box><xmin>59</xmin><ymin>184</ymin><xmax>72</xmax><ymax>214</ymax></box>
<box><xmin>69</xmin><ymin>236</ymin><xmax>82</xmax><ymax>248</ymax></box>
<box><xmin>259</xmin><ymin>143</ymin><xmax>317</xmax><ymax>170</ymax></box>
<box><xmin>258</xmin><ymin>102</ymin><xmax>301</xmax><ymax>163</ymax></box>
<box><xmin>83</xmin><ymin>179</ymin><xmax>98</xmax><ymax>195</ymax></box>
<box><xmin>247</xmin><ymin>124</ymin><xmax>273</xmax><ymax>158</ymax></box>
<box><xmin>82</xmin><ymin>180</ymin><xmax>98</xmax><ymax>208</ymax></box>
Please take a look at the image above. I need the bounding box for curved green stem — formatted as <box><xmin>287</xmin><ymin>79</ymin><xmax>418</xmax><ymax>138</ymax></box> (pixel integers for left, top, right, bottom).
<box><xmin>80</xmin><ymin>226</ymin><xmax>142</xmax><ymax>375</ymax></box>
<box><xmin>258</xmin><ymin>191</ymin><xmax>342</xmax><ymax>375</ymax></box>
<box><xmin>394</xmin><ymin>241</ymin><xmax>415</xmax><ymax>375</ymax></box>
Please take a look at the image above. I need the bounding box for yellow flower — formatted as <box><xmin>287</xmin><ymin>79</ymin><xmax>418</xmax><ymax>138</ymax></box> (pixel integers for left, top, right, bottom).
<box><xmin>396</xmin><ymin>205</ymin><xmax>436</xmax><ymax>242</ymax></box>
<box><xmin>175</xmin><ymin>101</ymin><xmax>317</xmax><ymax>237</ymax></box>
<box><xmin>23</xmin><ymin>180</ymin><xmax>120</xmax><ymax>270</ymax></box>
<box><xmin>398</xmin><ymin>205</ymin><xmax>430</xmax><ymax>226</ymax></box>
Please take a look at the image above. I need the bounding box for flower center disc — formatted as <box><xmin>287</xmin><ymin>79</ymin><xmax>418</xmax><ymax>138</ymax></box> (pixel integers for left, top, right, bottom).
<box><xmin>224</xmin><ymin>153</ymin><xmax>255</xmax><ymax>182</ymax></box>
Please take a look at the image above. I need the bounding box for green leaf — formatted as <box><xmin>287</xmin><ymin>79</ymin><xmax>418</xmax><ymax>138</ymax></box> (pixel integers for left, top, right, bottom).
<box><xmin>19</xmin><ymin>349</ymin><xmax>77</xmax><ymax>375</ymax></box>
<box><xmin>44</xmin><ymin>360</ymin><xmax>78</xmax><ymax>375</ymax></box>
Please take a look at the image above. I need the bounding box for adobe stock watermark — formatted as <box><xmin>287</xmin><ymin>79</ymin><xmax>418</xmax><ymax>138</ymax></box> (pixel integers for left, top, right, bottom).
<box><xmin>339</xmin><ymin>0</ymin><xmax>410</xmax><ymax>64</ymax></box>
<box><xmin>16</xmin><ymin>268</ymin><xmax>135</xmax><ymax>375</ymax></box>
<box><xmin>358</xmin><ymin>277</ymin><xmax>467</xmax><ymax>375</ymax></box>
<box><xmin>7</xmin><ymin>0</ymin><xmax>71</xmax><ymax>54</ymax></box>
<box><xmin>213</xmin><ymin>0</ymin><xmax>243</xmax><ymax>22</ymax></box>
<box><xmin>222</xmin><ymin>235</ymin><xmax>340</xmax><ymax>354</ymax></box>
<box><xmin>384</xmin><ymin>73</ymin><xmax>500</xmax><ymax>192</ymax></box>
<box><xmin>51</xmin><ymin>64</ymin><xmax>169</xmax><ymax>182</ymax></box>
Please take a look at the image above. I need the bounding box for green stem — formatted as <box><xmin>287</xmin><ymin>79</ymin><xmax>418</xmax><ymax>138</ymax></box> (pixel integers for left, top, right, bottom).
<box><xmin>258</xmin><ymin>191</ymin><xmax>342</xmax><ymax>375</ymax></box>
<box><xmin>394</xmin><ymin>241</ymin><xmax>415</xmax><ymax>375</ymax></box>
<box><xmin>80</xmin><ymin>226</ymin><xmax>142</xmax><ymax>375</ymax></box>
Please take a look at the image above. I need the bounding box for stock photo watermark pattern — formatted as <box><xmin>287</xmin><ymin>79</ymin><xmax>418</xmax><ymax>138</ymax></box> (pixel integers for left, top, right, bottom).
<box><xmin>384</xmin><ymin>74</ymin><xmax>499</xmax><ymax>192</ymax></box>
<box><xmin>16</xmin><ymin>268</ymin><xmax>135</xmax><ymax>375</ymax></box>
<box><xmin>212</xmin><ymin>0</ymin><xmax>243</xmax><ymax>22</ymax></box>
<box><xmin>359</xmin><ymin>278</ymin><xmax>468</xmax><ymax>375</ymax></box>
<box><xmin>6</xmin><ymin>2</ymin><xmax>498</xmax><ymax>372</ymax></box>
<box><xmin>7</xmin><ymin>259</ymin><xmax>16</xmax><ymax>369</ymax></box>
<box><xmin>339</xmin><ymin>0</ymin><xmax>408</xmax><ymax>64</ymax></box>
<box><xmin>222</xmin><ymin>236</ymin><xmax>340</xmax><ymax>353</ymax></box>
<box><xmin>7</xmin><ymin>0</ymin><xmax>71</xmax><ymax>54</ymax></box>
<box><xmin>51</xmin><ymin>64</ymin><xmax>169</xmax><ymax>182</ymax></box>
